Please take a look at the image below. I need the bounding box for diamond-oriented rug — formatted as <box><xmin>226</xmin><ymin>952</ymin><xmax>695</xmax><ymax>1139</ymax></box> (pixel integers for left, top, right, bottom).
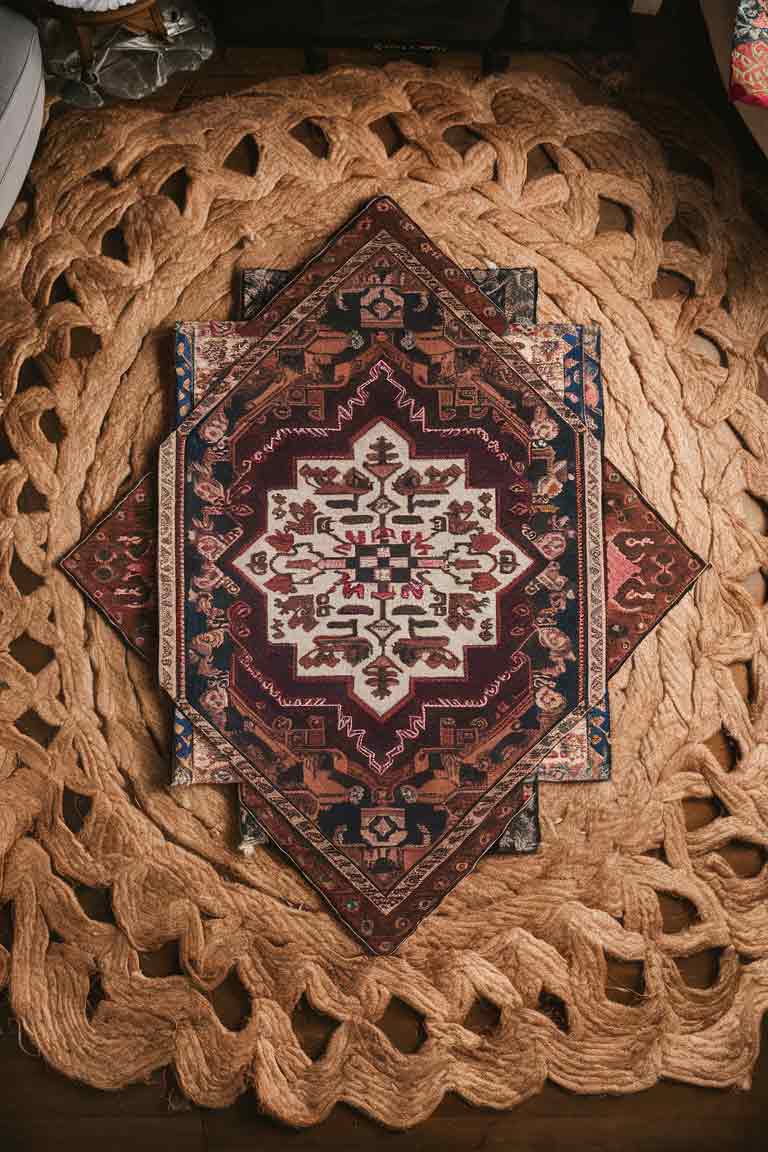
<box><xmin>2</xmin><ymin>62</ymin><xmax>768</xmax><ymax>1126</ymax></box>
<box><xmin>62</xmin><ymin>198</ymin><xmax>705</xmax><ymax>952</ymax></box>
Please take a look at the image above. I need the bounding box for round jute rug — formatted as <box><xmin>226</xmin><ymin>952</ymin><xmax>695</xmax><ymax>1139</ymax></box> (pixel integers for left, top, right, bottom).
<box><xmin>1</xmin><ymin>62</ymin><xmax>767</xmax><ymax>1128</ymax></box>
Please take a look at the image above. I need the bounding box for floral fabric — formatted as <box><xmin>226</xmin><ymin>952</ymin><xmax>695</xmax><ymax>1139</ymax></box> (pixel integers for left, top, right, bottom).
<box><xmin>730</xmin><ymin>0</ymin><xmax>768</xmax><ymax>107</ymax></box>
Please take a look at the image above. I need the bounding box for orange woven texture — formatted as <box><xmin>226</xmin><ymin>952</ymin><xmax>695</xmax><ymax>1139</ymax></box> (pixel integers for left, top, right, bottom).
<box><xmin>1</xmin><ymin>62</ymin><xmax>767</xmax><ymax>1127</ymax></box>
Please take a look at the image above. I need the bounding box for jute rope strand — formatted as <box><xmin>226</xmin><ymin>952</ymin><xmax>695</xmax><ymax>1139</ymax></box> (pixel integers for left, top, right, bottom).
<box><xmin>0</xmin><ymin>62</ymin><xmax>767</xmax><ymax>1127</ymax></box>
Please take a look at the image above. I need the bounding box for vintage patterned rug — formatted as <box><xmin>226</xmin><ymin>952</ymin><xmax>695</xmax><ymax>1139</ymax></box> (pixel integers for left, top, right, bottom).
<box><xmin>2</xmin><ymin>62</ymin><xmax>768</xmax><ymax>1124</ymax></box>
<box><xmin>63</xmin><ymin>198</ymin><xmax>704</xmax><ymax>953</ymax></box>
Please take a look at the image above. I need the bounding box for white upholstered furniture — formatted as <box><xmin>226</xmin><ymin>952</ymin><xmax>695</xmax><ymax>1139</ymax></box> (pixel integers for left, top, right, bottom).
<box><xmin>0</xmin><ymin>6</ymin><xmax>44</xmax><ymax>227</ymax></box>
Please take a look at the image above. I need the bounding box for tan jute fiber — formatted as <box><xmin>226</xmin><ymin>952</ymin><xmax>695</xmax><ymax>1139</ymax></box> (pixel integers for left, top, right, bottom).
<box><xmin>1</xmin><ymin>62</ymin><xmax>767</xmax><ymax>1127</ymax></box>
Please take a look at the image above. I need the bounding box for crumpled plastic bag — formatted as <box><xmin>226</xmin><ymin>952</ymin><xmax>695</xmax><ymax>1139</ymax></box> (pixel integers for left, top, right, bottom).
<box><xmin>40</xmin><ymin>3</ymin><xmax>215</xmax><ymax>106</ymax></box>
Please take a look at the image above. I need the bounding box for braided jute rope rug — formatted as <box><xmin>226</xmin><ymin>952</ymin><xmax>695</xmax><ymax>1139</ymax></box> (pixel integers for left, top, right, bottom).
<box><xmin>1</xmin><ymin>60</ymin><xmax>768</xmax><ymax>1127</ymax></box>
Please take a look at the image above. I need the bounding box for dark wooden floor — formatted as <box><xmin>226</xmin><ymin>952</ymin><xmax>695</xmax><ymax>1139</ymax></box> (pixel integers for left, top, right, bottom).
<box><xmin>2</xmin><ymin>1</ymin><xmax>768</xmax><ymax>1148</ymax></box>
